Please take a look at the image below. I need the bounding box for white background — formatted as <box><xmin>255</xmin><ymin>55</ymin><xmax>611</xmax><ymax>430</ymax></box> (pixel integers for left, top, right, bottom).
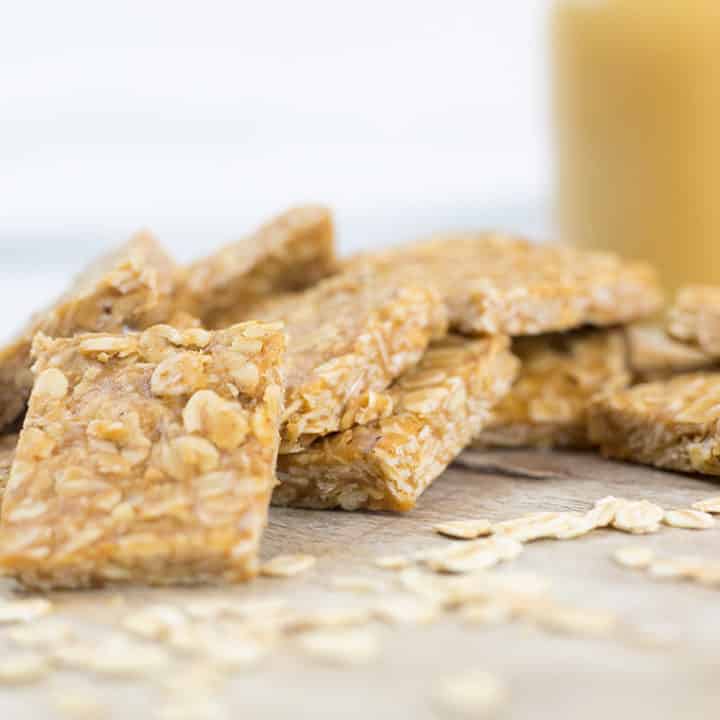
<box><xmin>0</xmin><ymin>1</ymin><xmax>552</xmax><ymax>331</ymax></box>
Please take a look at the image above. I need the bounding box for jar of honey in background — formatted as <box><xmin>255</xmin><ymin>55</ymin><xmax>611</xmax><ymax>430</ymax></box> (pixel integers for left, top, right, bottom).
<box><xmin>552</xmin><ymin>0</ymin><xmax>720</xmax><ymax>293</ymax></box>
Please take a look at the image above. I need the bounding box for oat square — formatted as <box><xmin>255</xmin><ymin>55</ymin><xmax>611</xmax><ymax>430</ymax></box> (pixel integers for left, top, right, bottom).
<box><xmin>274</xmin><ymin>335</ymin><xmax>518</xmax><ymax>512</ymax></box>
<box><xmin>244</xmin><ymin>271</ymin><xmax>448</xmax><ymax>452</ymax></box>
<box><xmin>588</xmin><ymin>373</ymin><xmax>720</xmax><ymax>475</ymax></box>
<box><xmin>0</xmin><ymin>322</ymin><xmax>285</xmax><ymax>589</ymax></box>
<box><xmin>667</xmin><ymin>285</ymin><xmax>720</xmax><ymax>356</ymax></box>
<box><xmin>347</xmin><ymin>233</ymin><xmax>662</xmax><ymax>336</ymax></box>
<box><xmin>180</xmin><ymin>205</ymin><xmax>337</xmax><ymax>326</ymax></box>
<box><xmin>626</xmin><ymin>323</ymin><xmax>716</xmax><ymax>382</ymax></box>
<box><xmin>473</xmin><ymin>329</ymin><xmax>631</xmax><ymax>449</ymax></box>
<box><xmin>0</xmin><ymin>232</ymin><xmax>178</xmax><ymax>432</ymax></box>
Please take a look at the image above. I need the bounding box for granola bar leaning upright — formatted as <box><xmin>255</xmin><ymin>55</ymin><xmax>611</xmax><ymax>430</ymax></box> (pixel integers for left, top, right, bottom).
<box><xmin>473</xmin><ymin>329</ymin><xmax>631</xmax><ymax>449</ymax></box>
<box><xmin>0</xmin><ymin>322</ymin><xmax>285</xmax><ymax>589</ymax></box>
<box><xmin>180</xmin><ymin>205</ymin><xmax>337</xmax><ymax>326</ymax></box>
<box><xmin>246</xmin><ymin>271</ymin><xmax>448</xmax><ymax>453</ymax></box>
<box><xmin>348</xmin><ymin>233</ymin><xmax>663</xmax><ymax>336</ymax></box>
<box><xmin>588</xmin><ymin>373</ymin><xmax>720</xmax><ymax>476</ymax></box>
<box><xmin>0</xmin><ymin>231</ymin><xmax>177</xmax><ymax>432</ymax></box>
<box><xmin>274</xmin><ymin>335</ymin><xmax>518</xmax><ymax>512</ymax></box>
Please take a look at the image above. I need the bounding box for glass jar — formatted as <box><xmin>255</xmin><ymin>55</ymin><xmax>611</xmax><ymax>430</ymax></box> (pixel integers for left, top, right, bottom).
<box><xmin>552</xmin><ymin>0</ymin><xmax>720</xmax><ymax>292</ymax></box>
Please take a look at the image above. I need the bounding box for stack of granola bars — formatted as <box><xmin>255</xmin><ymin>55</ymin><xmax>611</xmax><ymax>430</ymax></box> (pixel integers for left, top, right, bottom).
<box><xmin>2</xmin><ymin>204</ymin><xmax>717</xmax><ymax>590</ymax></box>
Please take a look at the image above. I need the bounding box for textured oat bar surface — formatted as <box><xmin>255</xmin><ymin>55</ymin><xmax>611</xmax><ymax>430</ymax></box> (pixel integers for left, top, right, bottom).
<box><xmin>244</xmin><ymin>271</ymin><xmax>448</xmax><ymax>452</ymax></box>
<box><xmin>666</xmin><ymin>285</ymin><xmax>720</xmax><ymax>356</ymax></box>
<box><xmin>0</xmin><ymin>434</ymin><xmax>17</xmax><ymax>501</ymax></box>
<box><xmin>181</xmin><ymin>205</ymin><xmax>337</xmax><ymax>325</ymax></box>
<box><xmin>0</xmin><ymin>232</ymin><xmax>177</xmax><ymax>432</ymax></box>
<box><xmin>347</xmin><ymin>233</ymin><xmax>663</xmax><ymax>336</ymax></box>
<box><xmin>588</xmin><ymin>373</ymin><xmax>720</xmax><ymax>475</ymax></box>
<box><xmin>473</xmin><ymin>329</ymin><xmax>630</xmax><ymax>449</ymax></box>
<box><xmin>626</xmin><ymin>323</ymin><xmax>716</xmax><ymax>381</ymax></box>
<box><xmin>0</xmin><ymin>322</ymin><xmax>285</xmax><ymax>589</ymax></box>
<box><xmin>274</xmin><ymin>335</ymin><xmax>518</xmax><ymax>512</ymax></box>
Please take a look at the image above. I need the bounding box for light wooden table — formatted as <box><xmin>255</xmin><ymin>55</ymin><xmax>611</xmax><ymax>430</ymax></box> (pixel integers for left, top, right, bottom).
<box><xmin>1</xmin><ymin>450</ymin><xmax>719</xmax><ymax>719</ymax></box>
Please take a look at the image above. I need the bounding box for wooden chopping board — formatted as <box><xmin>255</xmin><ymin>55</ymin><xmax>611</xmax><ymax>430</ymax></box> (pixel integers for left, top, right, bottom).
<box><xmin>0</xmin><ymin>450</ymin><xmax>719</xmax><ymax>719</ymax></box>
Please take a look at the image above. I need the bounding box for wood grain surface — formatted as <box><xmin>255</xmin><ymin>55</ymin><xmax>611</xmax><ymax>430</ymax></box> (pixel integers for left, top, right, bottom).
<box><xmin>1</xmin><ymin>450</ymin><xmax>719</xmax><ymax>719</ymax></box>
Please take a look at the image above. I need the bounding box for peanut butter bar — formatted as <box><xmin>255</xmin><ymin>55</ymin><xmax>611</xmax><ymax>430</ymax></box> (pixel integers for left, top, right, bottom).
<box><xmin>667</xmin><ymin>285</ymin><xmax>720</xmax><ymax>356</ymax></box>
<box><xmin>0</xmin><ymin>434</ymin><xmax>17</xmax><ymax>501</ymax></box>
<box><xmin>246</xmin><ymin>272</ymin><xmax>448</xmax><ymax>453</ymax></box>
<box><xmin>347</xmin><ymin>233</ymin><xmax>662</xmax><ymax>336</ymax></box>
<box><xmin>473</xmin><ymin>329</ymin><xmax>630</xmax><ymax>449</ymax></box>
<box><xmin>274</xmin><ymin>335</ymin><xmax>518</xmax><ymax>512</ymax></box>
<box><xmin>0</xmin><ymin>231</ymin><xmax>177</xmax><ymax>432</ymax></box>
<box><xmin>180</xmin><ymin>205</ymin><xmax>337</xmax><ymax>326</ymax></box>
<box><xmin>0</xmin><ymin>322</ymin><xmax>285</xmax><ymax>589</ymax></box>
<box><xmin>626</xmin><ymin>323</ymin><xmax>716</xmax><ymax>382</ymax></box>
<box><xmin>588</xmin><ymin>373</ymin><xmax>720</xmax><ymax>475</ymax></box>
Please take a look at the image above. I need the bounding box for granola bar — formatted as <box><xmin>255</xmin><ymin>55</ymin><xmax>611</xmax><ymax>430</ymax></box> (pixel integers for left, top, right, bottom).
<box><xmin>473</xmin><ymin>329</ymin><xmax>630</xmax><ymax>449</ymax></box>
<box><xmin>626</xmin><ymin>323</ymin><xmax>716</xmax><ymax>381</ymax></box>
<box><xmin>588</xmin><ymin>373</ymin><xmax>720</xmax><ymax>475</ymax></box>
<box><xmin>274</xmin><ymin>335</ymin><xmax>518</xmax><ymax>512</ymax></box>
<box><xmin>0</xmin><ymin>434</ymin><xmax>17</xmax><ymax>501</ymax></box>
<box><xmin>347</xmin><ymin>233</ymin><xmax>663</xmax><ymax>336</ymax></box>
<box><xmin>0</xmin><ymin>232</ymin><xmax>177</xmax><ymax>432</ymax></box>
<box><xmin>180</xmin><ymin>205</ymin><xmax>337</xmax><ymax>325</ymax></box>
<box><xmin>0</xmin><ymin>322</ymin><xmax>285</xmax><ymax>589</ymax></box>
<box><xmin>235</xmin><ymin>271</ymin><xmax>448</xmax><ymax>452</ymax></box>
<box><xmin>667</xmin><ymin>285</ymin><xmax>720</xmax><ymax>355</ymax></box>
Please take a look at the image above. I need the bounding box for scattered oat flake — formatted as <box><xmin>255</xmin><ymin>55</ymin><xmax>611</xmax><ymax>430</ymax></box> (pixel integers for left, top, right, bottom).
<box><xmin>648</xmin><ymin>557</ymin><xmax>705</xmax><ymax>580</ymax></box>
<box><xmin>433</xmin><ymin>519</ymin><xmax>492</xmax><ymax>540</ymax></box>
<box><xmin>297</xmin><ymin>628</ymin><xmax>379</xmax><ymax>666</ymax></box>
<box><xmin>0</xmin><ymin>653</ymin><xmax>51</xmax><ymax>684</ymax></box>
<box><xmin>373</xmin><ymin>595</ymin><xmax>439</xmax><ymax>625</ymax></box>
<box><xmin>122</xmin><ymin>604</ymin><xmax>186</xmax><ymax>639</ymax></box>
<box><xmin>184</xmin><ymin>596</ymin><xmax>286</xmax><ymax>621</ymax></box>
<box><xmin>9</xmin><ymin>619</ymin><xmax>74</xmax><ymax>649</ymax></box>
<box><xmin>288</xmin><ymin>608</ymin><xmax>371</xmax><ymax>632</ymax></box>
<box><xmin>663</xmin><ymin>509</ymin><xmax>715</xmax><ymax>530</ymax></box>
<box><xmin>330</xmin><ymin>575</ymin><xmax>386</xmax><ymax>593</ymax></box>
<box><xmin>53</xmin><ymin>691</ymin><xmax>105</xmax><ymax>720</ymax></box>
<box><xmin>0</xmin><ymin>597</ymin><xmax>53</xmax><ymax>624</ymax></box>
<box><xmin>435</xmin><ymin>668</ymin><xmax>506</xmax><ymax>718</ymax></box>
<box><xmin>533</xmin><ymin>604</ymin><xmax>617</xmax><ymax>637</ymax></box>
<box><xmin>204</xmin><ymin>637</ymin><xmax>270</xmax><ymax>670</ymax></box>
<box><xmin>55</xmin><ymin>635</ymin><xmax>168</xmax><ymax>677</ymax></box>
<box><xmin>460</xmin><ymin>601</ymin><xmax>514</xmax><ymax>627</ymax></box>
<box><xmin>692</xmin><ymin>497</ymin><xmax>720</xmax><ymax>514</ymax></box>
<box><xmin>613</xmin><ymin>546</ymin><xmax>656</xmax><ymax>570</ymax></box>
<box><xmin>492</xmin><ymin>512</ymin><xmax>569</xmax><ymax>543</ymax></box>
<box><xmin>427</xmin><ymin>545</ymin><xmax>500</xmax><ymax>575</ymax></box>
<box><xmin>374</xmin><ymin>555</ymin><xmax>411</xmax><ymax>570</ymax></box>
<box><xmin>612</xmin><ymin>500</ymin><xmax>664</xmax><ymax>535</ymax></box>
<box><xmin>586</xmin><ymin>496</ymin><xmax>626</xmax><ymax>529</ymax></box>
<box><xmin>261</xmin><ymin>554</ymin><xmax>316</xmax><ymax>578</ymax></box>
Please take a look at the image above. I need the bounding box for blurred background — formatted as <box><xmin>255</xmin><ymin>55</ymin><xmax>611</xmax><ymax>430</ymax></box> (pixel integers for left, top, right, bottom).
<box><xmin>1</xmin><ymin>1</ymin><xmax>551</xmax><ymax>331</ymax></box>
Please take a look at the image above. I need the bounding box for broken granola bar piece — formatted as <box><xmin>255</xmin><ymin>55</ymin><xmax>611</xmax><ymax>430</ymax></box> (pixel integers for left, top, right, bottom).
<box><xmin>0</xmin><ymin>434</ymin><xmax>17</xmax><ymax>501</ymax></box>
<box><xmin>0</xmin><ymin>231</ymin><xmax>178</xmax><ymax>432</ymax></box>
<box><xmin>588</xmin><ymin>373</ymin><xmax>720</xmax><ymax>475</ymax></box>
<box><xmin>274</xmin><ymin>335</ymin><xmax>518</xmax><ymax>512</ymax></box>
<box><xmin>473</xmin><ymin>329</ymin><xmax>631</xmax><ymax>449</ymax></box>
<box><xmin>626</xmin><ymin>323</ymin><xmax>717</xmax><ymax>382</ymax></box>
<box><xmin>180</xmin><ymin>205</ymin><xmax>337</xmax><ymax>326</ymax></box>
<box><xmin>667</xmin><ymin>285</ymin><xmax>720</xmax><ymax>356</ymax></box>
<box><xmin>244</xmin><ymin>271</ymin><xmax>448</xmax><ymax>453</ymax></box>
<box><xmin>0</xmin><ymin>322</ymin><xmax>285</xmax><ymax>589</ymax></box>
<box><xmin>347</xmin><ymin>233</ymin><xmax>662</xmax><ymax>336</ymax></box>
